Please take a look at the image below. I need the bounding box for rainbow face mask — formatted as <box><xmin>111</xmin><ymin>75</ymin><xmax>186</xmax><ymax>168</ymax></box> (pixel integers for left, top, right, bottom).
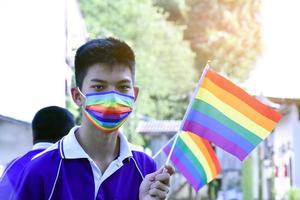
<box><xmin>79</xmin><ymin>90</ymin><xmax>134</xmax><ymax>134</ymax></box>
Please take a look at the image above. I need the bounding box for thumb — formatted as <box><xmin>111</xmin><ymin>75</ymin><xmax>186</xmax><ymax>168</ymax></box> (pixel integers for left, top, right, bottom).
<box><xmin>145</xmin><ymin>167</ymin><xmax>165</xmax><ymax>181</ymax></box>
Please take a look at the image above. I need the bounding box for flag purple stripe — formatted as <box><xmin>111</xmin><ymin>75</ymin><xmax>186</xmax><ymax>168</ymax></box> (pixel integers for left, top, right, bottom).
<box><xmin>186</xmin><ymin>109</ymin><xmax>254</xmax><ymax>153</ymax></box>
<box><xmin>183</xmin><ymin>120</ymin><xmax>248</xmax><ymax>160</ymax></box>
<box><xmin>164</xmin><ymin>146</ymin><xmax>204</xmax><ymax>190</ymax></box>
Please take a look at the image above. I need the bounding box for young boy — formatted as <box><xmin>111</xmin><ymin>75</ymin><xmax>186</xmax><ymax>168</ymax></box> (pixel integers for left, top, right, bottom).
<box><xmin>13</xmin><ymin>38</ymin><xmax>173</xmax><ymax>199</ymax></box>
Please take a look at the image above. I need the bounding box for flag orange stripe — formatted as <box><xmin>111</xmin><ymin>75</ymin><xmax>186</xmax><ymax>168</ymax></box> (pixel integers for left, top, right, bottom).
<box><xmin>201</xmin><ymin>78</ymin><xmax>277</xmax><ymax>132</ymax></box>
<box><xmin>201</xmin><ymin>136</ymin><xmax>221</xmax><ymax>173</ymax></box>
<box><xmin>206</xmin><ymin>70</ymin><xmax>281</xmax><ymax>123</ymax></box>
<box><xmin>188</xmin><ymin>132</ymin><xmax>220</xmax><ymax>177</ymax></box>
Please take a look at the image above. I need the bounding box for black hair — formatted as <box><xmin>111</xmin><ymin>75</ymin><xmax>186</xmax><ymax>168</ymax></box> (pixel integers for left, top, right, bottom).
<box><xmin>74</xmin><ymin>37</ymin><xmax>135</xmax><ymax>89</ymax></box>
<box><xmin>32</xmin><ymin>106</ymin><xmax>75</xmax><ymax>144</ymax></box>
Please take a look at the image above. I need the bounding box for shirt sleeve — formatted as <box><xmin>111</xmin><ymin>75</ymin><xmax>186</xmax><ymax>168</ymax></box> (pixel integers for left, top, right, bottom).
<box><xmin>12</xmin><ymin>166</ymin><xmax>45</xmax><ymax>200</ymax></box>
<box><xmin>131</xmin><ymin>151</ymin><xmax>158</xmax><ymax>177</ymax></box>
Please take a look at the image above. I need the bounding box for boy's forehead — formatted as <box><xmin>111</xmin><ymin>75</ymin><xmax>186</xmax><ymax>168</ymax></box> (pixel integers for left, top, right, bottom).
<box><xmin>84</xmin><ymin>63</ymin><xmax>134</xmax><ymax>83</ymax></box>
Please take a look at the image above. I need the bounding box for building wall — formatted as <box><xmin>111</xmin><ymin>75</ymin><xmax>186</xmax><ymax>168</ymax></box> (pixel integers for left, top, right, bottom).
<box><xmin>0</xmin><ymin>118</ymin><xmax>32</xmax><ymax>167</ymax></box>
<box><xmin>273</xmin><ymin>104</ymin><xmax>299</xmax><ymax>198</ymax></box>
<box><xmin>217</xmin><ymin>148</ymin><xmax>242</xmax><ymax>200</ymax></box>
<box><xmin>293</xmin><ymin>112</ymin><xmax>300</xmax><ymax>188</ymax></box>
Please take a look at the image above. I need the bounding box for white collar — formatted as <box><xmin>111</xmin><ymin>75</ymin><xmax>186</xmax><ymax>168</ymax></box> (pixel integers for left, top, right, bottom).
<box><xmin>32</xmin><ymin>142</ymin><xmax>53</xmax><ymax>150</ymax></box>
<box><xmin>60</xmin><ymin>126</ymin><xmax>133</xmax><ymax>162</ymax></box>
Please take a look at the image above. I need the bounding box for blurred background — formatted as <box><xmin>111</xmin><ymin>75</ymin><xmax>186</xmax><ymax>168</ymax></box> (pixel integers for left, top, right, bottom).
<box><xmin>0</xmin><ymin>0</ymin><xmax>299</xmax><ymax>199</ymax></box>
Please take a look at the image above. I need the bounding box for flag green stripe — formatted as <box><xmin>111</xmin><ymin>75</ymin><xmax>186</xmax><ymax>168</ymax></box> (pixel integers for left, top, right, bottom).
<box><xmin>192</xmin><ymin>99</ymin><xmax>262</xmax><ymax>146</ymax></box>
<box><xmin>177</xmin><ymin>137</ymin><xmax>208</xmax><ymax>184</ymax></box>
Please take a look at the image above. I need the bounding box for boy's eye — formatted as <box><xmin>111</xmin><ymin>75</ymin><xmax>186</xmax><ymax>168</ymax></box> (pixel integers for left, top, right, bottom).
<box><xmin>92</xmin><ymin>85</ymin><xmax>105</xmax><ymax>90</ymax></box>
<box><xmin>118</xmin><ymin>85</ymin><xmax>131</xmax><ymax>91</ymax></box>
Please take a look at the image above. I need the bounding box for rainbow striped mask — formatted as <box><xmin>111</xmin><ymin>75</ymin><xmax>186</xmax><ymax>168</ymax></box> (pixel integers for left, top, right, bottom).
<box><xmin>81</xmin><ymin>90</ymin><xmax>134</xmax><ymax>134</ymax></box>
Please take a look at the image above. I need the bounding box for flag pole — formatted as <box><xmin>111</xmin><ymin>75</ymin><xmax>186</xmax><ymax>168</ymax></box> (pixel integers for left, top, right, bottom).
<box><xmin>165</xmin><ymin>62</ymin><xmax>211</xmax><ymax>166</ymax></box>
<box><xmin>152</xmin><ymin>134</ymin><xmax>176</xmax><ymax>159</ymax></box>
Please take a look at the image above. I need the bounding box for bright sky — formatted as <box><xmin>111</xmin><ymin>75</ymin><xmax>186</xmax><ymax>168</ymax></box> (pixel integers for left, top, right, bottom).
<box><xmin>0</xmin><ymin>0</ymin><xmax>87</xmax><ymax>122</ymax></box>
<box><xmin>0</xmin><ymin>0</ymin><xmax>67</xmax><ymax>122</ymax></box>
<box><xmin>245</xmin><ymin>0</ymin><xmax>300</xmax><ymax>99</ymax></box>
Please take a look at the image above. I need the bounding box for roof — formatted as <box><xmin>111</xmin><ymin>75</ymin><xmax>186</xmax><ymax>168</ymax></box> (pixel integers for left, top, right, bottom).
<box><xmin>0</xmin><ymin>114</ymin><xmax>30</xmax><ymax>125</ymax></box>
<box><xmin>268</xmin><ymin>97</ymin><xmax>300</xmax><ymax>105</ymax></box>
<box><xmin>136</xmin><ymin>120</ymin><xmax>181</xmax><ymax>135</ymax></box>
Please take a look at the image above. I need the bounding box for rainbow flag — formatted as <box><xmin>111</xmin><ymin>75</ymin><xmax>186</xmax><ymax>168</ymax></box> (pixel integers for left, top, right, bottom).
<box><xmin>182</xmin><ymin>69</ymin><xmax>282</xmax><ymax>160</ymax></box>
<box><xmin>164</xmin><ymin>131</ymin><xmax>221</xmax><ymax>191</ymax></box>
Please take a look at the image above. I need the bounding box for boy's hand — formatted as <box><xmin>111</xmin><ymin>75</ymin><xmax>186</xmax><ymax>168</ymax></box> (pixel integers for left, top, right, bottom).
<box><xmin>139</xmin><ymin>165</ymin><xmax>175</xmax><ymax>200</ymax></box>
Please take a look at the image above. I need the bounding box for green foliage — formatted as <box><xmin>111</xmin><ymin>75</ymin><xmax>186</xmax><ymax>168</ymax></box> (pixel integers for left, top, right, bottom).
<box><xmin>184</xmin><ymin>0</ymin><xmax>262</xmax><ymax>81</ymax></box>
<box><xmin>122</xmin><ymin>114</ymin><xmax>145</xmax><ymax>146</ymax></box>
<box><xmin>153</xmin><ymin>0</ymin><xmax>188</xmax><ymax>22</ymax></box>
<box><xmin>242</xmin><ymin>156</ymin><xmax>253</xmax><ymax>200</ymax></box>
<box><xmin>288</xmin><ymin>188</ymin><xmax>300</xmax><ymax>200</ymax></box>
<box><xmin>66</xmin><ymin>96</ymin><xmax>82</xmax><ymax>125</ymax></box>
<box><xmin>79</xmin><ymin>0</ymin><xmax>196</xmax><ymax>120</ymax></box>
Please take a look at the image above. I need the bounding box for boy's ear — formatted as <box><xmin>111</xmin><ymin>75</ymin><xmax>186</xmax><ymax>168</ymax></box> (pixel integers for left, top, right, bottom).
<box><xmin>133</xmin><ymin>87</ymin><xmax>139</xmax><ymax>101</ymax></box>
<box><xmin>71</xmin><ymin>87</ymin><xmax>84</xmax><ymax>107</ymax></box>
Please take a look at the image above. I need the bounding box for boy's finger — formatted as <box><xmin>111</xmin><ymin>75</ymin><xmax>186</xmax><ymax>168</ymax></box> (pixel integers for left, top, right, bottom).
<box><xmin>154</xmin><ymin>173</ymin><xmax>170</xmax><ymax>185</ymax></box>
<box><xmin>145</xmin><ymin>167</ymin><xmax>165</xmax><ymax>181</ymax></box>
<box><xmin>163</xmin><ymin>165</ymin><xmax>175</xmax><ymax>175</ymax></box>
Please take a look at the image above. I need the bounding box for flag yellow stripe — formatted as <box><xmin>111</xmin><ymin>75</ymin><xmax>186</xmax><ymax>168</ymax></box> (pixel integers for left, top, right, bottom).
<box><xmin>196</xmin><ymin>88</ymin><xmax>269</xmax><ymax>139</ymax></box>
<box><xmin>180</xmin><ymin>132</ymin><xmax>213</xmax><ymax>181</ymax></box>
<box><xmin>187</xmin><ymin>131</ymin><xmax>219</xmax><ymax>177</ymax></box>
<box><xmin>202</xmin><ymin>78</ymin><xmax>277</xmax><ymax>132</ymax></box>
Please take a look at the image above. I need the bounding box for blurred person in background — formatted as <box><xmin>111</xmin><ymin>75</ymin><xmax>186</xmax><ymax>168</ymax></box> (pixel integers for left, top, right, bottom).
<box><xmin>0</xmin><ymin>105</ymin><xmax>75</xmax><ymax>199</ymax></box>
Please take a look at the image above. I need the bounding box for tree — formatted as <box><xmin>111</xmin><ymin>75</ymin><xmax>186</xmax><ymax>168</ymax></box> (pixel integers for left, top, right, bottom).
<box><xmin>154</xmin><ymin>0</ymin><xmax>262</xmax><ymax>81</ymax></box>
<box><xmin>152</xmin><ymin>0</ymin><xmax>187</xmax><ymax>22</ymax></box>
<box><xmin>184</xmin><ymin>0</ymin><xmax>262</xmax><ymax>81</ymax></box>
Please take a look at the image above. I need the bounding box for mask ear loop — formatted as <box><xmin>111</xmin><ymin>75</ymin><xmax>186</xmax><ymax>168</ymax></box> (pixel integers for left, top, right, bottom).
<box><xmin>76</xmin><ymin>87</ymin><xmax>87</xmax><ymax>100</ymax></box>
<box><xmin>76</xmin><ymin>87</ymin><xmax>87</xmax><ymax>108</ymax></box>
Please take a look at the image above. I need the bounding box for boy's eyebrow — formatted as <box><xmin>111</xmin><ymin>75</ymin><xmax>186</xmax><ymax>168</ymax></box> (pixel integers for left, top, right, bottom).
<box><xmin>90</xmin><ymin>79</ymin><xmax>132</xmax><ymax>84</ymax></box>
<box><xmin>118</xmin><ymin>79</ymin><xmax>132</xmax><ymax>84</ymax></box>
<box><xmin>90</xmin><ymin>79</ymin><xmax>107</xmax><ymax>83</ymax></box>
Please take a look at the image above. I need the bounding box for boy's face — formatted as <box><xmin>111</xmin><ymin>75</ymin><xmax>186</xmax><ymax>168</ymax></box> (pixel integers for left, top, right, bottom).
<box><xmin>72</xmin><ymin>63</ymin><xmax>138</xmax><ymax>107</ymax></box>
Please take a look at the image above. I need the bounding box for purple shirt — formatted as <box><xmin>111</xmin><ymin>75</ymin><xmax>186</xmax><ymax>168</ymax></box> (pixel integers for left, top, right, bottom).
<box><xmin>0</xmin><ymin>143</ymin><xmax>52</xmax><ymax>199</ymax></box>
<box><xmin>12</xmin><ymin>128</ymin><xmax>157</xmax><ymax>200</ymax></box>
